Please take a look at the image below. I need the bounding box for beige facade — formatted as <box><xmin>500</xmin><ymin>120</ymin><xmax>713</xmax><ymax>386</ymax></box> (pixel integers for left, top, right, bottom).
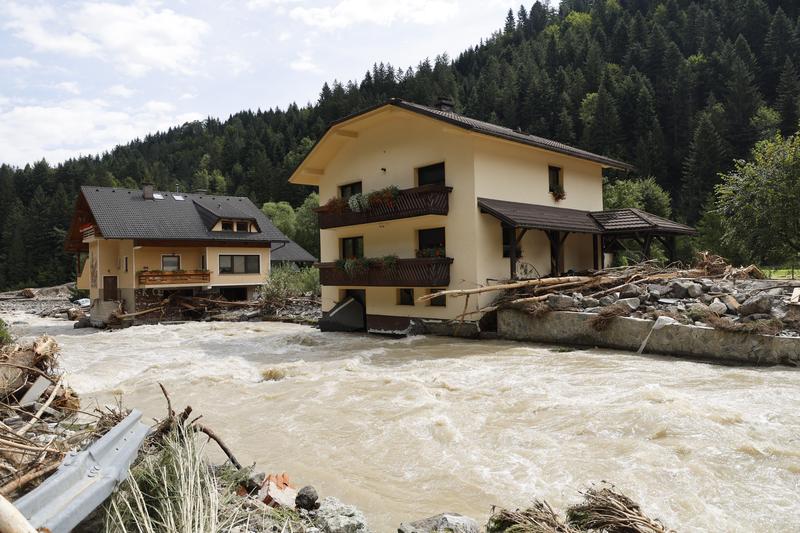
<box><xmin>79</xmin><ymin>236</ymin><xmax>270</xmax><ymax>313</ymax></box>
<box><xmin>292</xmin><ymin>105</ymin><xmax>610</xmax><ymax>324</ymax></box>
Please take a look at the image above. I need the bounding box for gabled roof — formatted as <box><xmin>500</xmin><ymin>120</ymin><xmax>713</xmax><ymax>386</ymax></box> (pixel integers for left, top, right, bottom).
<box><xmin>270</xmin><ymin>240</ymin><xmax>317</xmax><ymax>263</ymax></box>
<box><xmin>477</xmin><ymin>198</ymin><xmax>696</xmax><ymax>236</ymax></box>
<box><xmin>291</xmin><ymin>99</ymin><xmax>632</xmax><ymax>180</ymax></box>
<box><xmin>74</xmin><ymin>186</ymin><xmax>288</xmax><ymax>244</ymax></box>
<box><xmin>589</xmin><ymin>208</ymin><xmax>696</xmax><ymax>235</ymax></box>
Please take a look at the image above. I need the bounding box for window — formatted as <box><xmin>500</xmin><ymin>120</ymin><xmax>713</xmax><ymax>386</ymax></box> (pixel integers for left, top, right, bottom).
<box><xmin>548</xmin><ymin>166</ymin><xmax>563</xmax><ymax>194</ymax></box>
<box><xmin>124</xmin><ymin>256</ymin><xmax>129</xmax><ymax>273</ymax></box>
<box><xmin>201</xmin><ymin>254</ymin><xmax>206</xmax><ymax>270</ymax></box>
<box><xmin>339</xmin><ymin>181</ymin><xmax>362</xmax><ymax>199</ymax></box>
<box><xmin>219</xmin><ymin>254</ymin><xmax>260</xmax><ymax>274</ymax></box>
<box><xmin>236</xmin><ymin>221</ymin><xmax>249</xmax><ymax>232</ymax></box>
<box><xmin>428</xmin><ymin>289</ymin><xmax>446</xmax><ymax>307</ymax></box>
<box><xmin>417</xmin><ymin>162</ymin><xmax>445</xmax><ymax>187</ymax></box>
<box><xmin>502</xmin><ymin>227</ymin><xmax>523</xmax><ymax>258</ymax></box>
<box><xmin>417</xmin><ymin>227</ymin><xmax>446</xmax><ymax>257</ymax></box>
<box><xmin>397</xmin><ymin>288</ymin><xmax>415</xmax><ymax>306</ymax></box>
<box><xmin>341</xmin><ymin>236</ymin><xmax>364</xmax><ymax>259</ymax></box>
<box><xmin>162</xmin><ymin>255</ymin><xmax>180</xmax><ymax>272</ymax></box>
<box><xmin>221</xmin><ymin>221</ymin><xmax>234</xmax><ymax>231</ymax></box>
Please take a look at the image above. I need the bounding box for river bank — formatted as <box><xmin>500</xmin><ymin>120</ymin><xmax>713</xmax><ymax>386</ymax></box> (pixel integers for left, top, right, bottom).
<box><xmin>3</xmin><ymin>310</ymin><xmax>799</xmax><ymax>532</ymax></box>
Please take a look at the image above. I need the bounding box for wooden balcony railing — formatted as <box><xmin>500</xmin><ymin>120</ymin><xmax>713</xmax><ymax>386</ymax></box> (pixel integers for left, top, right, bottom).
<box><xmin>317</xmin><ymin>185</ymin><xmax>452</xmax><ymax>229</ymax></box>
<box><xmin>137</xmin><ymin>270</ymin><xmax>211</xmax><ymax>286</ymax></box>
<box><xmin>81</xmin><ymin>225</ymin><xmax>98</xmax><ymax>241</ymax></box>
<box><xmin>318</xmin><ymin>257</ymin><xmax>453</xmax><ymax>287</ymax></box>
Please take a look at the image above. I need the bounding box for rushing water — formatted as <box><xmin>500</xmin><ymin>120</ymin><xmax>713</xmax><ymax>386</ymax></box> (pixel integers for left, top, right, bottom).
<box><xmin>3</xmin><ymin>312</ymin><xmax>799</xmax><ymax>532</ymax></box>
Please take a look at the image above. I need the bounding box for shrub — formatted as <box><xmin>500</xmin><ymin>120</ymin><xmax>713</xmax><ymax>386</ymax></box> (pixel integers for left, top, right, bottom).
<box><xmin>260</xmin><ymin>265</ymin><xmax>320</xmax><ymax>301</ymax></box>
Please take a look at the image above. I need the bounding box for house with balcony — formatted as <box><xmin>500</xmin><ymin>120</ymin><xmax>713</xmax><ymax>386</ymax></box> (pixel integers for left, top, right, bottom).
<box><xmin>65</xmin><ymin>184</ymin><xmax>290</xmax><ymax>324</ymax></box>
<box><xmin>289</xmin><ymin>98</ymin><xmax>694</xmax><ymax>334</ymax></box>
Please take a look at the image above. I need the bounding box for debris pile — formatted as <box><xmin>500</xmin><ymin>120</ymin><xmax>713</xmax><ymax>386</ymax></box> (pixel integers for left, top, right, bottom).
<box><xmin>426</xmin><ymin>253</ymin><xmax>800</xmax><ymax>337</ymax></box>
<box><xmin>0</xmin><ymin>335</ymin><xmax>112</xmax><ymax>500</ymax></box>
<box><xmin>486</xmin><ymin>483</ymin><xmax>674</xmax><ymax>533</ymax></box>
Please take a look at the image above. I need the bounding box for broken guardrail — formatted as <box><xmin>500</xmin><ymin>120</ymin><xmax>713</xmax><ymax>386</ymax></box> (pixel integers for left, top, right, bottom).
<box><xmin>14</xmin><ymin>409</ymin><xmax>150</xmax><ymax>533</ymax></box>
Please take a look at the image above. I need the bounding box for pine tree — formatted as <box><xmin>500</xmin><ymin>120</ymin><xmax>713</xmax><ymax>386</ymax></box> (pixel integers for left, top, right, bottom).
<box><xmin>724</xmin><ymin>56</ymin><xmax>763</xmax><ymax>157</ymax></box>
<box><xmin>680</xmin><ymin>112</ymin><xmax>729</xmax><ymax>223</ymax></box>
<box><xmin>776</xmin><ymin>58</ymin><xmax>800</xmax><ymax>134</ymax></box>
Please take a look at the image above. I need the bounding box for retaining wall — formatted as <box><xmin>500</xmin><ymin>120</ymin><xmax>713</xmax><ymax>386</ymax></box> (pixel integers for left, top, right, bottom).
<box><xmin>498</xmin><ymin>309</ymin><xmax>800</xmax><ymax>366</ymax></box>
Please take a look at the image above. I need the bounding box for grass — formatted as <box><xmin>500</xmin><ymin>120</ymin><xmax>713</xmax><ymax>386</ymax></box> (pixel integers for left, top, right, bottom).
<box><xmin>260</xmin><ymin>265</ymin><xmax>320</xmax><ymax>302</ymax></box>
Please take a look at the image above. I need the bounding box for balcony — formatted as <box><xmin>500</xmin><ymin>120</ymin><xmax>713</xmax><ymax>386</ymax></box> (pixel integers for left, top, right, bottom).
<box><xmin>137</xmin><ymin>270</ymin><xmax>211</xmax><ymax>286</ymax></box>
<box><xmin>81</xmin><ymin>225</ymin><xmax>98</xmax><ymax>242</ymax></box>
<box><xmin>317</xmin><ymin>185</ymin><xmax>452</xmax><ymax>229</ymax></box>
<box><xmin>318</xmin><ymin>257</ymin><xmax>453</xmax><ymax>287</ymax></box>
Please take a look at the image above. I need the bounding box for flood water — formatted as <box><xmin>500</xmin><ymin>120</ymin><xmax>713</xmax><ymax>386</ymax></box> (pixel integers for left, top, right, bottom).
<box><xmin>3</xmin><ymin>312</ymin><xmax>799</xmax><ymax>532</ymax></box>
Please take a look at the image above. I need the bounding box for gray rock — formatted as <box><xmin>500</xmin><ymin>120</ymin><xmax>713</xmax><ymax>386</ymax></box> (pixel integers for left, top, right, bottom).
<box><xmin>581</xmin><ymin>297</ymin><xmax>600</xmax><ymax>308</ymax></box>
<box><xmin>669</xmin><ymin>280</ymin><xmax>692</xmax><ymax>298</ymax></box>
<box><xmin>599</xmin><ymin>294</ymin><xmax>617</xmax><ymax>306</ymax></box>
<box><xmin>547</xmin><ymin>294</ymin><xmax>578</xmax><ymax>311</ymax></box>
<box><xmin>296</xmin><ymin>485</ymin><xmax>320</xmax><ymax>511</ymax></box>
<box><xmin>398</xmin><ymin>513</ymin><xmax>479</xmax><ymax>533</ymax></box>
<box><xmin>709</xmin><ymin>299</ymin><xmax>728</xmax><ymax>315</ymax></box>
<box><xmin>687</xmin><ymin>283</ymin><xmax>703</xmax><ymax>298</ymax></box>
<box><xmin>700</xmin><ymin>294</ymin><xmax>714</xmax><ymax>304</ymax></box>
<box><xmin>618</xmin><ymin>283</ymin><xmax>643</xmax><ymax>299</ymax></box>
<box><xmin>739</xmin><ymin>293</ymin><xmax>774</xmax><ymax>316</ymax></box>
<box><xmin>617</xmin><ymin>297</ymin><xmax>641</xmax><ymax>310</ymax></box>
<box><xmin>719</xmin><ymin>294</ymin><xmax>741</xmax><ymax>313</ymax></box>
<box><xmin>647</xmin><ymin>284</ymin><xmax>670</xmax><ymax>297</ymax></box>
<box><xmin>741</xmin><ymin>313</ymin><xmax>773</xmax><ymax>323</ymax></box>
<box><xmin>313</xmin><ymin>497</ymin><xmax>371</xmax><ymax>533</ymax></box>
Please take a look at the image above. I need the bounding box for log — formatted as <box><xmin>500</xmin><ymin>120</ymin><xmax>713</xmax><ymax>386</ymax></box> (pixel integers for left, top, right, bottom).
<box><xmin>193</xmin><ymin>423</ymin><xmax>242</xmax><ymax>469</ymax></box>
<box><xmin>0</xmin><ymin>460</ymin><xmax>60</xmax><ymax>497</ymax></box>
<box><xmin>16</xmin><ymin>378</ymin><xmax>63</xmax><ymax>437</ymax></box>
<box><xmin>416</xmin><ymin>276</ymin><xmax>593</xmax><ymax>302</ymax></box>
<box><xmin>113</xmin><ymin>306</ymin><xmax>163</xmax><ymax>319</ymax></box>
<box><xmin>0</xmin><ymin>494</ymin><xmax>37</xmax><ymax>533</ymax></box>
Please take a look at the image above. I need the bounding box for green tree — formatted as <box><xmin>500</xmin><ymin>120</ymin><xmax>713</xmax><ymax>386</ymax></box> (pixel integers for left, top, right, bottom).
<box><xmin>716</xmin><ymin>133</ymin><xmax>800</xmax><ymax>262</ymax></box>
<box><xmin>261</xmin><ymin>201</ymin><xmax>297</xmax><ymax>239</ymax></box>
<box><xmin>776</xmin><ymin>58</ymin><xmax>800</xmax><ymax>134</ymax></box>
<box><xmin>293</xmin><ymin>192</ymin><xmax>320</xmax><ymax>259</ymax></box>
<box><xmin>681</xmin><ymin>111</ymin><xmax>729</xmax><ymax>223</ymax></box>
<box><xmin>604</xmin><ymin>177</ymin><xmax>671</xmax><ymax>218</ymax></box>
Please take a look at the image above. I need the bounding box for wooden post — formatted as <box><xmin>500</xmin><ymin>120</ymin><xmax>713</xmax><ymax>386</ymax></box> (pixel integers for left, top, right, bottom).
<box><xmin>508</xmin><ymin>224</ymin><xmax>518</xmax><ymax>279</ymax></box>
<box><xmin>643</xmin><ymin>234</ymin><xmax>653</xmax><ymax>260</ymax></box>
<box><xmin>547</xmin><ymin>231</ymin><xmax>558</xmax><ymax>276</ymax></box>
<box><xmin>592</xmin><ymin>234</ymin><xmax>599</xmax><ymax>270</ymax></box>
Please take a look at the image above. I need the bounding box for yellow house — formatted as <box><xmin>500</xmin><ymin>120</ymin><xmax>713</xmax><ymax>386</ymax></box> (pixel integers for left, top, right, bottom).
<box><xmin>65</xmin><ymin>185</ymin><xmax>288</xmax><ymax>324</ymax></box>
<box><xmin>290</xmin><ymin>98</ymin><xmax>694</xmax><ymax>334</ymax></box>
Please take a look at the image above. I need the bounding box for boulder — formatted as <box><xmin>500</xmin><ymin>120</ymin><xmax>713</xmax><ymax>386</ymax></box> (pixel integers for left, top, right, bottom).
<box><xmin>646</xmin><ymin>284</ymin><xmax>671</xmax><ymax>297</ymax></box>
<box><xmin>669</xmin><ymin>280</ymin><xmax>692</xmax><ymax>298</ymax></box>
<box><xmin>618</xmin><ymin>283</ymin><xmax>643</xmax><ymax>299</ymax></box>
<box><xmin>547</xmin><ymin>294</ymin><xmax>578</xmax><ymax>311</ymax></box>
<box><xmin>719</xmin><ymin>294</ymin><xmax>741</xmax><ymax>313</ymax></box>
<box><xmin>313</xmin><ymin>497</ymin><xmax>371</xmax><ymax>533</ymax></box>
<box><xmin>687</xmin><ymin>283</ymin><xmax>703</xmax><ymax>298</ymax></box>
<box><xmin>74</xmin><ymin>317</ymin><xmax>92</xmax><ymax>329</ymax></box>
<box><xmin>599</xmin><ymin>294</ymin><xmax>618</xmax><ymax>306</ymax></box>
<box><xmin>66</xmin><ymin>308</ymin><xmax>85</xmax><ymax>321</ymax></box>
<box><xmin>709</xmin><ymin>299</ymin><xmax>728</xmax><ymax>315</ymax></box>
<box><xmin>617</xmin><ymin>297</ymin><xmax>641</xmax><ymax>311</ymax></box>
<box><xmin>739</xmin><ymin>293</ymin><xmax>774</xmax><ymax>316</ymax></box>
<box><xmin>398</xmin><ymin>513</ymin><xmax>479</xmax><ymax>533</ymax></box>
<box><xmin>296</xmin><ymin>485</ymin><xmax>321</xmax><ymax>511</ymax></box>
<box><xmin>580</xmin><ymin>297</ymin><xmax>600</xmax><ymax>309</ymax></box>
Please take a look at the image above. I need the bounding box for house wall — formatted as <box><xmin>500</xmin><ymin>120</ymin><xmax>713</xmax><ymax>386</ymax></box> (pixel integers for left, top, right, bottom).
<box><xmin>318</xmin><ymin>112</ymin><xmax>478</xmax><ymax>319</ymax></box>
<box><xmin>134</xmin><ymin>246</ymin><xmax>205</xmax><ymax>274</ymax></box>
<box><xmin>472</xmin><ymin>140</ymin><xmax>604</xmax><ymax>310</ymax></box>
<box><xmin>206</xmin><ymin>246</ymin><xmax>270</xmax><ymax>287</ymax></box>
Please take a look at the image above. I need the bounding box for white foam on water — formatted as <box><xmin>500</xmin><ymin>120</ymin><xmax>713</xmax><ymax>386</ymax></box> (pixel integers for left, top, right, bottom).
<box><xmin>3</xmin><ymin>313</ymin><xmax>799</xmax><ymax>532</ymax></box>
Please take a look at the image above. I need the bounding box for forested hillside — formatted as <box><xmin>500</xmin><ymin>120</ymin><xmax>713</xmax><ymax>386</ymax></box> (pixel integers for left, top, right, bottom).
<box><xmin>1</xmin><ymin>0</ymin><xmax>799</xmax><ymax>290</ymax></box>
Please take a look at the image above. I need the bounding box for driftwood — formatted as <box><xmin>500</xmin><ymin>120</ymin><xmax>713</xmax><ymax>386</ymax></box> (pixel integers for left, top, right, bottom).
<box><xmin>0</xmin><ymin>494</ymin><xmax>37</xmax><ymax>533</ymax></box>
<box><xmin>417</xmin><ymin>276</ymin><xmax>593</xmax><ymax>303</ymax></box>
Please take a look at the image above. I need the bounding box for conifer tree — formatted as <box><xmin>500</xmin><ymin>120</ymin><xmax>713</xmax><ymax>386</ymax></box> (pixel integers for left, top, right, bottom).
<box><xmin>776</xmin><ymin>58</ymin><xmax>800</xmax><ymax>134</ymax></box>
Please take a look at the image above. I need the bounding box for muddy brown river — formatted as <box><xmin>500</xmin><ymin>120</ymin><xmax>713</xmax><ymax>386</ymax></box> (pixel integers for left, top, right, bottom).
<box><xmin>3</xmin><ymin>312</ymin><xmax>799</xmax><ymax>532</ymax></box>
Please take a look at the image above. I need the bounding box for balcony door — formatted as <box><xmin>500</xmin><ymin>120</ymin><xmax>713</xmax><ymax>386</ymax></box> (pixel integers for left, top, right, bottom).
<box><xmin>417</xmin><ymin>227</ymin><xmax>445</xmax><ymax>258</ymax></box>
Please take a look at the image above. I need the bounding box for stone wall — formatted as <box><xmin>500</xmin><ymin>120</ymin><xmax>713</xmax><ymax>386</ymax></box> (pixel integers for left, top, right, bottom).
<box><xmin>498</xmin><ymin>309</ymin><xmax>800</xmax><ymax>366</ymax></box>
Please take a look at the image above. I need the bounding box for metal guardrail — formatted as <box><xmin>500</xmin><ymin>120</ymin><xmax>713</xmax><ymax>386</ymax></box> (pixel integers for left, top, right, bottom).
<box><xmin>14</xmin><ymin>409</ymin><xmax>150</xmax><ymax>533</ymax></box>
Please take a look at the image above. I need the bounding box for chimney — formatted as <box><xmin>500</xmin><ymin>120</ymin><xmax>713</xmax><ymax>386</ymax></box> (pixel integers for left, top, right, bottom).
<box><xmin>142</xmin><ymin>183</ymin><xmax>154</xmax><ymax>200</ymax></box>
<box><xmin>434</xmin><ymin>96</ymin><xmax>455</xmax><ymax>112</ymax></box>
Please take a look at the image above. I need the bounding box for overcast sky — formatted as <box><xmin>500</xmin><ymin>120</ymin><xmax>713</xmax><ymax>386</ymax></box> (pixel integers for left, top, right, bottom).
<box><xmin>0</xmin><ymin>0</ymin><xmax>517</xmax><ymax>167</ymax></box>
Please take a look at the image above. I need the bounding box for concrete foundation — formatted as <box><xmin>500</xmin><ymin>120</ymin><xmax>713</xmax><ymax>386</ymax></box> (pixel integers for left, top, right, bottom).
<box><xmin>498</xmin><ymin>309</ymin><xmax>800</xmax><ymax>366</ymax></box>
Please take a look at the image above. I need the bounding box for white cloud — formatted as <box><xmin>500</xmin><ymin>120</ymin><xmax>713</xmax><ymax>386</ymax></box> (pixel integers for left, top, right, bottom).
<box><xmin>246</xmin><ymin>0</ymin><xmax>302</xmax><ymax>10</ymax></box>
<box><xmin>290</xmin><ymin>0</ymin><xmax>458</xmax><ymax>30</ymax></box>
<box><xmin>55</xmin><ymin>81</ymin><xmax>81</xmax><ymax>94</ymax></box>
<box><xmin>179</xmin><ymin>93</ymin><xmax>196</xmax><ymax>100</ymax></box>
<box><xmin>2</xmin><ymin>1</ymin><xmax>209</xmax><ymax>76</ymax></box>
<box><xmin>0</xmin><ymin>56</ymin><xmax>39</xmax><ymax>69</ymax></box>
<box><xmin>108</xmin><ymin>84</ymin><xmax>135</xmax><ymax>98</ymax></box>
<box><xmin>0</xmin><ymin>98</ymin><xmax>200</xmax><ymax>165</ymax></box>
<box><xmin>290</xmin><ymin>52</ymin><xmax>321</xmax><ymax>73</ymax></box>
<box><xmin>225</xmin><ymin>54</ymin><xmax>251</xmax><ymax>76</ymax></box>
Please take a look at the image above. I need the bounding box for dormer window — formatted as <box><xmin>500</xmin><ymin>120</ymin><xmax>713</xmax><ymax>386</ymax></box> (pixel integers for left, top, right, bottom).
<box><xmin>221</xmin><ymin>221</ymin><xmax>234</xmax><ymax>231</ymax></box>
<box><xmin>236</xmin><ymin>221</ymin><xmax>249</xmax><ymax>232</ymax></box>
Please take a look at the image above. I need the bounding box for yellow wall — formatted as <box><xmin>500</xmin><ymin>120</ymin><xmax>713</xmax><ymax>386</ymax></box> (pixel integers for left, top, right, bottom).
<box><xmin>311</xmin><ymin>108</ymin><xmax>606</xmax><ymax>321</ymax></box>
<box><xmin>134</xmin><ymin>245</ymin><xmax>205</xmax><ymax>274</ymax></box>
<box><xmin>318</xmin><ymin>112</ymin><xmax>477</xmax><ymax>319</ymax></box>
<box><xmin>206</xmin><ymin>246</ymin><xmax>270</xmax><ymax>286</ymax></box>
